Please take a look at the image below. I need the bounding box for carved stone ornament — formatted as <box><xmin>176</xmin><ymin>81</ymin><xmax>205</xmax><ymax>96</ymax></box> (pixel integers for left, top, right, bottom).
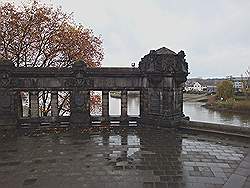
<box><xmin>0</xmin><ymin>72</ymin><xmax>11</xmax><ymax>88</ymax></box>
<box><xmin>177</xmin><ymin>51</ymin><xmax>188</xmax><ymax>74</ymax></box>
<box><xmin>149</xmin><ymin>75</ymin><xmax>163</xmax><ymax>87</ymax></box>
<box><xmin>160</xmin><ymin>56</ymin><xmax>177</xmax><ymax>73</ymax></box>
<box><xmin>0</xmin><ymin>90</ymin><xmax>11</xmax><ymax>113</ymax></box>
<box><xmin>139</xmin><ymin>47</ymin><xmax>189</xmax><ymax>75</ymax></box>
<box><xmin>64</xmin><ymin>79</ymin><xmax>75</xmax><ymax>87</ymax></box>
<box><xmin>75</xmin><ymin>78</ymin><xmax>90</xmax><ymax>87</ymax></box>
<box><xmin>10</xmin><ymin>79</ymin><xmax>21</xmax><ymax>88</ymax></box>
<box><xmin>64</xmin><ymin>78</ymin><xmax>93</xmax><ymax>88</ymax></box>
<box><xmin>74</xmin><ymin>94</ymin><xmax>85</xmax><ymax>107</ymax></box>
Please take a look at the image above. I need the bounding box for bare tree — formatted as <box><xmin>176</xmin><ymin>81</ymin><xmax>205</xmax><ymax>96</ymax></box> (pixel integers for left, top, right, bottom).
<box><xmin>0</xmin><ymin>1</ymin><xmax>104</xmax><ymax>116</ymax></box>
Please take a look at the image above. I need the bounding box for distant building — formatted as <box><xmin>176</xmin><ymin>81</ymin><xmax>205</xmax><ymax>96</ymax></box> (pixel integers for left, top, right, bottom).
<box><xmin>227</xmin><ymin>76</ymin><xmax>248</xmax><ymax>92</ymax></box>
<box><xmin>206</xmin><ymin>86</ymin><xmax>217</xmax><ymax>94</ymax></box>
<box><xmin>185</xmin><ymin>81</ymin><xmax>206</xmax><ymax>92</ymax></box>
<box><xmin>193</xmin><ymin>82</ymin><xmax>204</xmax><ymax>92</ymax></box>
<box><xmin>234</xmin><ymin>81</ymin><xmax>243</xmax><ymax>92</ymax></box>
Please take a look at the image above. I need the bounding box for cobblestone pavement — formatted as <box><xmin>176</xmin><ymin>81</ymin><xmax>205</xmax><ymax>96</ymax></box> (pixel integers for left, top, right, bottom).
<box><xmin>0</xmin><ymin>126</ymin><xmax>250</xmax><ymax>188</ymax></box>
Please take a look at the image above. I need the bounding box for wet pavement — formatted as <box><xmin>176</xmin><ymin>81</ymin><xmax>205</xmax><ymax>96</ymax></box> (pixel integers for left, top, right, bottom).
<box><xmin>0</xmin><ymin>126</ymin><xmax>250</xmax><ymax>188</ymax></box>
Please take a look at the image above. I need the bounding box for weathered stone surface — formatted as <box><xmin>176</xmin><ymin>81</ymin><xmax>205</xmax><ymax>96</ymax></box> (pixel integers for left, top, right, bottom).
<box><xmin>0</xmin><ymin>47</ymin><xmax>188</xmax><ymax>126</ymax></box>
<box><xmin>0</xmin><ymin>127</ymin><xmax>249</xmax><ymax>188</ymax></box>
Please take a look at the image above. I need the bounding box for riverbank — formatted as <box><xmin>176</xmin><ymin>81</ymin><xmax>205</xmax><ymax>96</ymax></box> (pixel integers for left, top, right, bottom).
<box><xmin>183</xmin><ymin>93</ymin><xmax>208</xmax><ymax>102</ymax></box>
<box><xmin>184</xmin><ymin>102</ymin><xmax>250</xmax><ymax>127</ymax></box>
<box><xmin>180</xmin><ymin>120</ymin><xmax>250</xmax><ymax>138</ymax></box>
<box><xmin>204</xmin><ymin>97</ymin><xmax>250</xmax><ymax>115</ymax></box>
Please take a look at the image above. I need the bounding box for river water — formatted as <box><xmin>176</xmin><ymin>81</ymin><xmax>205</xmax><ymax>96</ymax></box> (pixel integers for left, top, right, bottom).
<box><xmin>22</xmin><ymin>91</ymin><xmax>250</xmax><ymax>127</ymax></box>
<box><xmin>91</xmin><ymin>91</ymin><xmax>250</xmax><ymax>127</ymax></box>
<box><xmin>90</xmin><ymin>91</ymin><xmax>140</xmax><ymax>116</ymax></box>
<box><xmin>183</xmin><ymin>102</ymin><xmax>250</xmax><ymax>127</ymax></box>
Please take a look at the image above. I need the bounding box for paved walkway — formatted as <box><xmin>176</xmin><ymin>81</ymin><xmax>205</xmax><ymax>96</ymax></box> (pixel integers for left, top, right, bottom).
<box><xmin>223</xmin><ymin>148</ymin><xmax>250</xmax><ymax>188</ymax></box>
<box><xmin>0</xmin><ymin>126</ymin><xmax>249</xmax><ymax>188</ymax></box>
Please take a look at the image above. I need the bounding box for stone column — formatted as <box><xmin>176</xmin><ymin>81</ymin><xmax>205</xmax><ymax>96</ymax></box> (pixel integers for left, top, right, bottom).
<box><xmin>159</xmin><ymin>90</ymin><xmax>163</xmax><ymax>114</ymax></box>
<box><xmin>139</xmin><ymin>88</ymin><xmax>149</xmax><ymax>125</ymax></box>
<box><xmin>120</xmin><ymin>90</ymin><xmax>128</xmax><ymax>125</ymax></box>
<box><xmin>177</xmin><ymin>87</ymin><xmax>184</xmax><ymax>117</ymax></box>
<box><xmin>51</xmin><ymin>91</ymin><xmax>58</xmax><ymax>119</ymax></box>
<box><xmin>180</xmin><ymin>87</ymin><xmax>184</xmax><ymax>116</ymax></box>
<box><xmin>101</xmin><ymin>91</ymin><xmax>109</xmax><ymax>124</ymax></box>
<box><xmin>30</xmin><ymin>91</ymin><xmax>39</xmax><ymax>118</ymax></box>
<box><xmin>162</xmin><ymin>88</ymin><xmax>169</xmax><ymax>116</ymax></box>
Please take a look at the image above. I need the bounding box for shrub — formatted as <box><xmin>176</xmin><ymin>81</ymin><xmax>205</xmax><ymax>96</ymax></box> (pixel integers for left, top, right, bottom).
<box><xmin>216</xmin><ymin>80</ymin><xmax>234</xmax><ymax>100</ymax></box>
<box><xmin>233</xmin><ymin>101</ymin><xmax>250</xmax><ymax>111</ymax></box>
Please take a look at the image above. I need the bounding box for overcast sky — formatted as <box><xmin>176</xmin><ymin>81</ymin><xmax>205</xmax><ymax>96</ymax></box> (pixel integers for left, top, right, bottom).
<box><xmin>3</xmin><ymin>0</ymin><xmax>250</xmax><ymax>78</ymax></box>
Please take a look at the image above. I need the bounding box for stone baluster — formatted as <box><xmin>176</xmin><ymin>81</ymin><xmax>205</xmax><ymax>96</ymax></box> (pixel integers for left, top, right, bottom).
<box><xmin>120</xmin><ymin>90</ymin><xmax>128</xmax><ymax>125</ymax></box>
<box><xmin>101</xmin><ymin>91</ymin><xmax>109</xmax><ymax>124</ymax></box>
<box><xmin>30</xmin><ymin>91</ymin><xmax>39</xmax><ymax>118</ymax></box>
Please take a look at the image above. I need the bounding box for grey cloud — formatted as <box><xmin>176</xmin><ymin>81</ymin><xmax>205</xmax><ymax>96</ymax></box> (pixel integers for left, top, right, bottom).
<box><xmin>3</xmin><ymin>0</ymin><xmax>250</xmax><ymax>77</ymax></box>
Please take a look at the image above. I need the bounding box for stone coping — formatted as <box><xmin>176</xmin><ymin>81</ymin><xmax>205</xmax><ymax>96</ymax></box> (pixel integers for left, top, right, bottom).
<box><xmin>179</xmin><ymin>121</ymin><xmax>250</xmax><ymax>138</ymax></box>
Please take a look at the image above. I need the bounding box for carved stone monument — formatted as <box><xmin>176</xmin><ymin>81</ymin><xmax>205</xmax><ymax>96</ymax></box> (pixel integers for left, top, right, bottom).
<box><xmin>0</xmin><ymin>47</ymin><xmax>189</xmax><ymax>127</ymax></box>
<box><xmin>139</xmin><ymin>47</ymin><xmax>188</xmax><ymax>126</ymax></box>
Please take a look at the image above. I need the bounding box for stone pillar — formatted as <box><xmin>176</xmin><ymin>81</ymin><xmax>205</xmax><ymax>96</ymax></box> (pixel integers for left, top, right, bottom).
<box><xmin>174</xmin><ymin>88</ymin><xmax>179</xmax><ymax>114</ymax></box>
<box><xmin>51</xmin><ymin>91</ymin><xmax>58</xmax><ymax>120</ymax></box>
<box><xmin>121</xmin><ymin>133</ymin><xmax>127</xmax><ymax>145</ymax></box>
<box><xmin>162</xmin><ymin>88</ymin><xmax>169</xmax><ymax>116</ymax></box>
<box><xmin>140</xmin><ymin>89</ymin><xmax>147</xmax><ymax>118</ymax></box>
<box><xmin>70</xmin><ymin>60</ymin><xmax>91</xmax><ymax>127</ymax></box>
<box><xmin>0</xmin><ymin>60</ymin><xmax>17</xmax><ymax>126</ymax></box>
<box><xmin>70</xmin><ymin>89</ymin><xmax>90</xmax><ymax>126</ymax></box>
<box><xmin>101</xmin><ymin>91</ymin><xmax>109</xmax><ymax>124</ymax></box>
<box><xmin>180</xmin><ymin>87</ymin><xmax>184</xmax><ymax>116</ymax></box>
<box><xmin>121</xmin><ymin>133</ymin><xmax>128</xmax><ymax>159</ymax></box>
<box><xmin>30</xmin><ymin>91</ymin><xmax>39</xmax><ymax>118</ymax></box>
<box><xmin>15</xmin><ymin>91</ymin><xmax>23</xmax><ymax>119</ymax></box>
<box><xmin>159</xmin><ymin>90</ymin><xmax>163</xmax><ymax>114</ymax></box>
<box><xmin>176</xmin><ymin>86</ymin><xmax>184</xmax><ymax>117</ymax></box>
<box><xmin>120</xmin><ymin>90</ymin><xmax>128</xmax><ymax>125</ymax></box>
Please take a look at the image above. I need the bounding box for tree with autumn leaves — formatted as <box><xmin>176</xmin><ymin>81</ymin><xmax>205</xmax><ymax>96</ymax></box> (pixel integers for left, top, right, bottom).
<box><xmin>0</xmin><ymin>1</ymin><xmax>103</xmax><ymax>116</ymax></box>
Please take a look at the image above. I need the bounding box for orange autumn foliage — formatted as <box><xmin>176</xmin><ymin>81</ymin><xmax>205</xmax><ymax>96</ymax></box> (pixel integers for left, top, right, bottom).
<box><xmin>0</xmin><ymin>1</ymin><xmax>103</xmax><ymax>115</ymax></box>
<box><xmin>0</xmin><ymin>0</ymin><xmax>103</xmax><ymax>68</ymax></box>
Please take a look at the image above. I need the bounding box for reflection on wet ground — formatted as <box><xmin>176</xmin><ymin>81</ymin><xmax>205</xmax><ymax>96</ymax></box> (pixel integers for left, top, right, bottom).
<box><xmin>0</xmin><ymin>126</ymin><xmax>250</xmax><ymax>188</ymax></box>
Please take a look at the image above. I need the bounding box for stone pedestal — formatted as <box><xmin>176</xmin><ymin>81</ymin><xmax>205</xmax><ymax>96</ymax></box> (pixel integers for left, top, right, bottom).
<box><xmin>101</xmin><ymin>91</ymin><xmax>109</xmax><ymax>124</ymax></box>
<box><xmin>120</xmin><ymin>90</ymin><xmax>128</xmax><ymax>125</ymax></box>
